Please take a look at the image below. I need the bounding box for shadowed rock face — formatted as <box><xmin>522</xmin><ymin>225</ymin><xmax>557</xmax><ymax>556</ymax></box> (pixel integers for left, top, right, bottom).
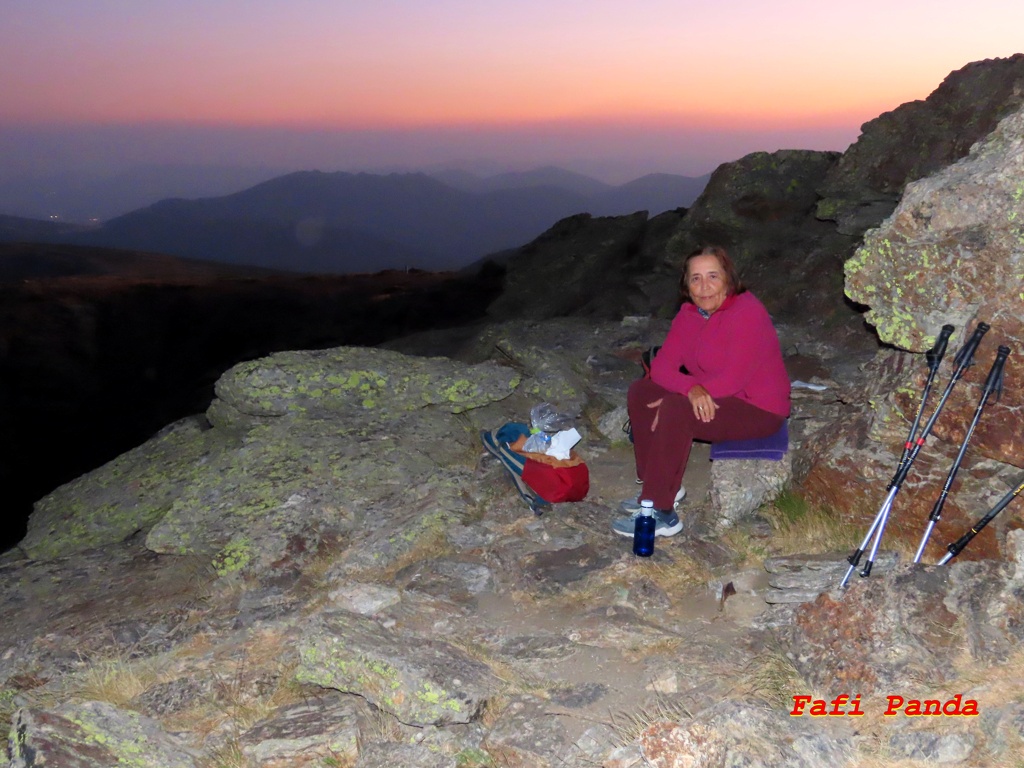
<box><xmin>817</xmin><ymin>53</ymin><xmax>1024</xmax><ymax>236</ymax></box>
<box><xmin>485</xmin><ymin>210</ymin><xmax>664</xmax><ymax>321</ymax></box>
<box><xmin>664</xmin><ymin>149</ymin><xmax>855</xmax><ymax>325</ymax></box>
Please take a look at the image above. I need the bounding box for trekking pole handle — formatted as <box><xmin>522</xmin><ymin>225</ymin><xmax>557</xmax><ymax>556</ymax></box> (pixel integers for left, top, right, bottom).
<box><xmin>926</xmin><ymin>324</ymin><xmax>955</xmax><ymax>372</ymax></box>
<box><xmin>952</xmin><ymin>322</ymin><xmax>990</xmax><ymax>374</ymax></box>
<box><xmin>983</xmin><ymin>345</ymin><xmax>1011</xmax><ymax>401</ymax></box>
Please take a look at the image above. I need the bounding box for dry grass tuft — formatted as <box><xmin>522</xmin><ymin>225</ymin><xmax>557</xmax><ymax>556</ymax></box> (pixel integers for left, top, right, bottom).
<box><xmin>642</xmin><ymin>554</ymin><xmax>714</xmax><ymax>594</ymax></box>
<box><xmin>448</xmin><ymin>638</ymin><xmax>549</xmax><ymax>696</ymax></box>
<box><xmin>609</xmin><ymin>694</ymin><xmax>693</xmax><ymax>745</ymax></box>
<box><xmin>72</xmin><ymin>656</ymin><xmax>165</xmax><ymax>707</ymax></box>
<box><xmin>723</xmin><ymin>488</ymin><xmax>869</xmax><ymax>565</ymax></box>
<box><xmin>198</xmin><ymin>739</ymin><xmax>252</xmax><ymax>768</ymax></box>
<box><xmin>521</xmin><ymin>550</ymin><xmax>712</xmax><ymax>619</ymax></box>
<box><xmin>364</xmin><ymin>703</ymin><xmax>403</xmax><ymax>743</ymax></box>
<box><xmin>731</xmin><ymin>646</ymin><xmax>807</xmax><ymax>709</ymax></box>
<box><xmin>163</xmin><ymin>632</ymin><xmax>304</xmax><ymax>739</ymax></box>
<box><xmin>761</xmin><ymin>489</ymin><xmax>863</xmax><ymax>554</ymax></box>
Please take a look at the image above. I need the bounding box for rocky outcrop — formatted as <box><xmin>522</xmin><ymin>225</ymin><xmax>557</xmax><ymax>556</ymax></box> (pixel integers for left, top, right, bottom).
<box><xmin>486</xmin><ymin>210</ymin><xmax>678</xmax><ymax>321</ymax></box>
<box><xmin>20</xmin><ymin>348</ymin><xmax>519</xmax><ymax>561</ymax></box>
<box><xmin>846</xmin><ymin>100</ymin><xmax>1024</xmax><ymax>364</ymax></box>
<box><xmin>818</xmin><ymin>54</ymin><xmax>1024</xmax><ymax>236</ymax></box>
<box><xmin>777</xmin><ymin>530</ymin><xmax>1024</xmax><ymax>695</ymax></box>
<box><xmin>11</xmin><ymin>701</ymin><xmax>199</xmax><ymax>768</ymax></box>
<box><xmin>637</xmin><ymin>700</ymin><xmax>859</xmax><ymax>768</ymax></box>
<box><xmin>801</xmin><ymin>100</ymin><xmax>1024</xmax><ymax>559</ymax></box>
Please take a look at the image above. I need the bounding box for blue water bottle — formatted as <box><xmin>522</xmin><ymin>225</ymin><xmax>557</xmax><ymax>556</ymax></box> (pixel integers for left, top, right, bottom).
<box><xmin>633</xmin><ymin>500</ymin><xmax>655</xmax><ymax>557</ymax></box>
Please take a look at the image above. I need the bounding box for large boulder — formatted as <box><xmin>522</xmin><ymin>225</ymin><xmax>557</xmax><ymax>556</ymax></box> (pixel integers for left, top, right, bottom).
<box><xmin>776</xmin><ymin>530</ymin><xmax>1024</xmax><ymax>694</ymax></box>
<box><xmin>19</xmin><ymin>346</ymin><xmax>520</xmax><ymax>562</ymax></box>
<box><xmin>845</xmin><ymin>100</ymin><xmax>1024</xmax><ymax>368</ymax></box>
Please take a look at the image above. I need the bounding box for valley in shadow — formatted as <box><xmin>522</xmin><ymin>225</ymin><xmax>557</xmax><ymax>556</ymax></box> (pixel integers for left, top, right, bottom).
<box><xmin>0</xmin><ymin>242</ymin><xmax>504</xmax><ymax>551</ymax></box>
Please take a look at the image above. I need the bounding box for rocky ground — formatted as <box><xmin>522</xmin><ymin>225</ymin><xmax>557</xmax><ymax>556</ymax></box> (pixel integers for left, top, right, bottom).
<box><xmin>3</xmin><ymin>315</ymin><xmax>1023</xmax><ymax>768</ymax></box>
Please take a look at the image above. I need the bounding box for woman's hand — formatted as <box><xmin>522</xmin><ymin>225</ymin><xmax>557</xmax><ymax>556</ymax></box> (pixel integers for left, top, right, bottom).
<box><xmin>688</xmin><ymin>385</ymin><xmax>718</xmax><ymax>423</ymax></box>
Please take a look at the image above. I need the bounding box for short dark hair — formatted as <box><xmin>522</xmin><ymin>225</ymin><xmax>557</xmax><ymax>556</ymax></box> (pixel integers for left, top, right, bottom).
<box><xmin>679</xmin><ymin>245</ymin><xmax>746</xmax><ymax>303</ymax></box>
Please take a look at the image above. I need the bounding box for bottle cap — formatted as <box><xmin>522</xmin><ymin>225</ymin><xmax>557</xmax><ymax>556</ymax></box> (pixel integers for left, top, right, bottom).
<box><xmin>640</xmin><ymin>499</ymin><xmax>654</xmax><ymax>515</ymax></box>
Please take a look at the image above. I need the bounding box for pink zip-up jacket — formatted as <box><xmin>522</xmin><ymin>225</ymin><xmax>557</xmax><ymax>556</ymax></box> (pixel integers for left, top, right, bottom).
<box><xmin>650</xmin><ymin>291</ymin><xmax>791</xmax><ymax>417</ymax></box>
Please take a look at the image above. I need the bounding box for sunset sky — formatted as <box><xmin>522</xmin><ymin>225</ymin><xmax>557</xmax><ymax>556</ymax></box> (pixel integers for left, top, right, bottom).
<box><xmin>2</xmin><ymin>0</ymin><xmax>1023</xmax><ymax>181</ymax></box>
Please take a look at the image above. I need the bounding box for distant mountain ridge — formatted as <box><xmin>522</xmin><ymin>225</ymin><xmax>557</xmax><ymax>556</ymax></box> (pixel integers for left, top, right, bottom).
<box><xmin>0</xmin><ymin>167</ymin><xmax>708</xmax><ymax>274</ymax></box>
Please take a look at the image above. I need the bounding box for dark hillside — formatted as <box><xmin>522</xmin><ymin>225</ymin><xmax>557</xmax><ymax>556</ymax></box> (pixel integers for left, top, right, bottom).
<box><xmin>0</xmin><ymin>243</ymin><xmax>504</xmax><ymax>551</ymax></box>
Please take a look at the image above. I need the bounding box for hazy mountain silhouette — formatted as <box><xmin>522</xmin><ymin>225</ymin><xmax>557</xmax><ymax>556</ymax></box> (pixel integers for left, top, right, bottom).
<box><xmin>1</xmin><ymin>168</ymin><xmax>708</xmax><ymax>274</ymax></box>
<box><xmin>431</xmin><ymin>165</ymin><xmax>615</xmax><ymax>196</ymax></box>
<box><xmin>0</xmin><ymin>213</ymin><xmax>89</xmax><ymax>242</ymax></box>
<box><xmin>0</xmin><ymin>164</ymin><xmax>284</xmax><ymax>223</ymax></box>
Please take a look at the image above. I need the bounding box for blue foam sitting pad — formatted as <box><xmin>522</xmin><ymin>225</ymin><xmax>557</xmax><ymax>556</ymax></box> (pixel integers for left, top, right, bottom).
<box><xmin>710</xmin><ymin>420</ymin><xmax>789</xmax><ymax>461</ymax></box>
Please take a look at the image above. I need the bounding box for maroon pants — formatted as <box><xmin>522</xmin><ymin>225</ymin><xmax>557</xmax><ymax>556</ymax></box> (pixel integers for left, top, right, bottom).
<box><xmin>628</xmin><ymin>377</ymin><xmax>785</xmax><ymax>509</ymax></box>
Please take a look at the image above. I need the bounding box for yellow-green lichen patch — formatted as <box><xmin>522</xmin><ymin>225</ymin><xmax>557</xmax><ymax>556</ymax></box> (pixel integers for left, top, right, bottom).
<box><xmin>212</xmin><ymin>536</ymin><xmax>252</xmax><ymax>576</ymax></box>
<box><xmin>63</xmin><ymin>702</ymin><xmax>193</xmax><ymax>768</ymax></box>
<box><xmin>455</xmin><ymin>747</ymin><xmax>496</xmax><ymax>767</ymax></box>
<box><xmin>416</xmin><ymin>681</ymin><xmax>464</xmax><ymax>714</ymax></box>
<box><xmin>21</xmin><ymin>420</ymin><xmax>222</xmax><ymax>560</ymax></box>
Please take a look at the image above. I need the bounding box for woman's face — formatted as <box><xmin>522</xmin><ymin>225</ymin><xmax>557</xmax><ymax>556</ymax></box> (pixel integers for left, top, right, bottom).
<box><xmin>687</xmin><ymin>254</ymin><xmax>729</xmax><ymax>313</ymax></box>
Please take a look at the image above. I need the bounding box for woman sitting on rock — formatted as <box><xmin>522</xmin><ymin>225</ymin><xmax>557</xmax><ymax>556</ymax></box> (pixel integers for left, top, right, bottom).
<box><xmin>613</xmin><ymin>244</ymin><xmax>791</xmax><ymax>537</ymax></box>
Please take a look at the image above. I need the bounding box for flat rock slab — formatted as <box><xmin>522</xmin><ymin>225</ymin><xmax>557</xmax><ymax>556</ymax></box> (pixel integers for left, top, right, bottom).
<box><xmin>500</xmin><ymin>633</ymin><xmax>579</xmax><ymax>662</ymax></box>
<box><xmin>11</xmin><ymin>701</ymin><xmax>198</xmax><ymax>768</ymax></box>
<box><xmin>764</xmin><ymin>551</ymin><xmax>899</xmax><ymax>602</ymax></box>
<box><xmin>483</xmin><ymin>694</ymin><xmax>576</xmax><ymax>768</ymax></box>
<box><xmin>295</xmin><ymin>609</ymin><xmax>501</xmax><ymax>726</ymax></box>
<box><xmin>240</xmin><ymin>692</ymin><xmax>369</xmax><ymax>766</ymax></box>
<box><xmin>518</xmin><ymin>544</ymin><xmax>616</xmax><ymax>593</ymax></box>
<box><xmin>355</xmin><ymin>742</ymin><xmax>456</xmax><ymax>768</ymax></box>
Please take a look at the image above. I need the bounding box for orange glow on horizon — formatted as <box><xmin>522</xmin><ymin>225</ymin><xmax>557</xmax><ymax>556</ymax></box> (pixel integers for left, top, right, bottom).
<box><xmin>2</xmin><ymin>1</ymin><xmax>1022</xmax><ymax>179</ymax></box>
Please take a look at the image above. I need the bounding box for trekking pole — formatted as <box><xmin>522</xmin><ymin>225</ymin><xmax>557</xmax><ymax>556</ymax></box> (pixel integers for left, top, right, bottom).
<box><xmin>913</xmin><ymin>345</ymin><xmax>1010</xmax><ymax>563</ymax></box>
<box><xmin>858</xmin><ymin>322</ymin><xmax>989</xmax><ymax>578</ymax></box>
<box><xmin>839</xmin><ymin>324</ymin><xmax>954</xmax><ymax>588</ymax></box>
<box><xmin>859</xmin><ymin>323</ymin><xmax>990</xmax><ymax>577</ymax></box>
<box><xmin>840</xmin><ymin>323</ymin><xmax>988</xmax><ymax>587</ymax></box>
<box><xmin>938</xmin><ymin>476</ymin><xmax>1024</xmax><ymax>565</ymax></box>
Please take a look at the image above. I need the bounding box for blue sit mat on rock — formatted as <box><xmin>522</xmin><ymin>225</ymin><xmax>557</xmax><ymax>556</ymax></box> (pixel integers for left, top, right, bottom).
<box><xmin>710</xmin><ymin>420</ymin><xmax>789</xmax><ymax>461</ymax></box>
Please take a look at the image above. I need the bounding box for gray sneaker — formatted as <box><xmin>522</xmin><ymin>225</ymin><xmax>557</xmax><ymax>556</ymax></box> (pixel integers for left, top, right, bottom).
<box><xmin>611</xmin><ymin>509</ymin><xmax>683</xmax><ymax>538</ymax></box>
<box><xmin>618</xmin><ymin>486</ymin><xmax>686</xmax><ymax>515</ymax></box>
